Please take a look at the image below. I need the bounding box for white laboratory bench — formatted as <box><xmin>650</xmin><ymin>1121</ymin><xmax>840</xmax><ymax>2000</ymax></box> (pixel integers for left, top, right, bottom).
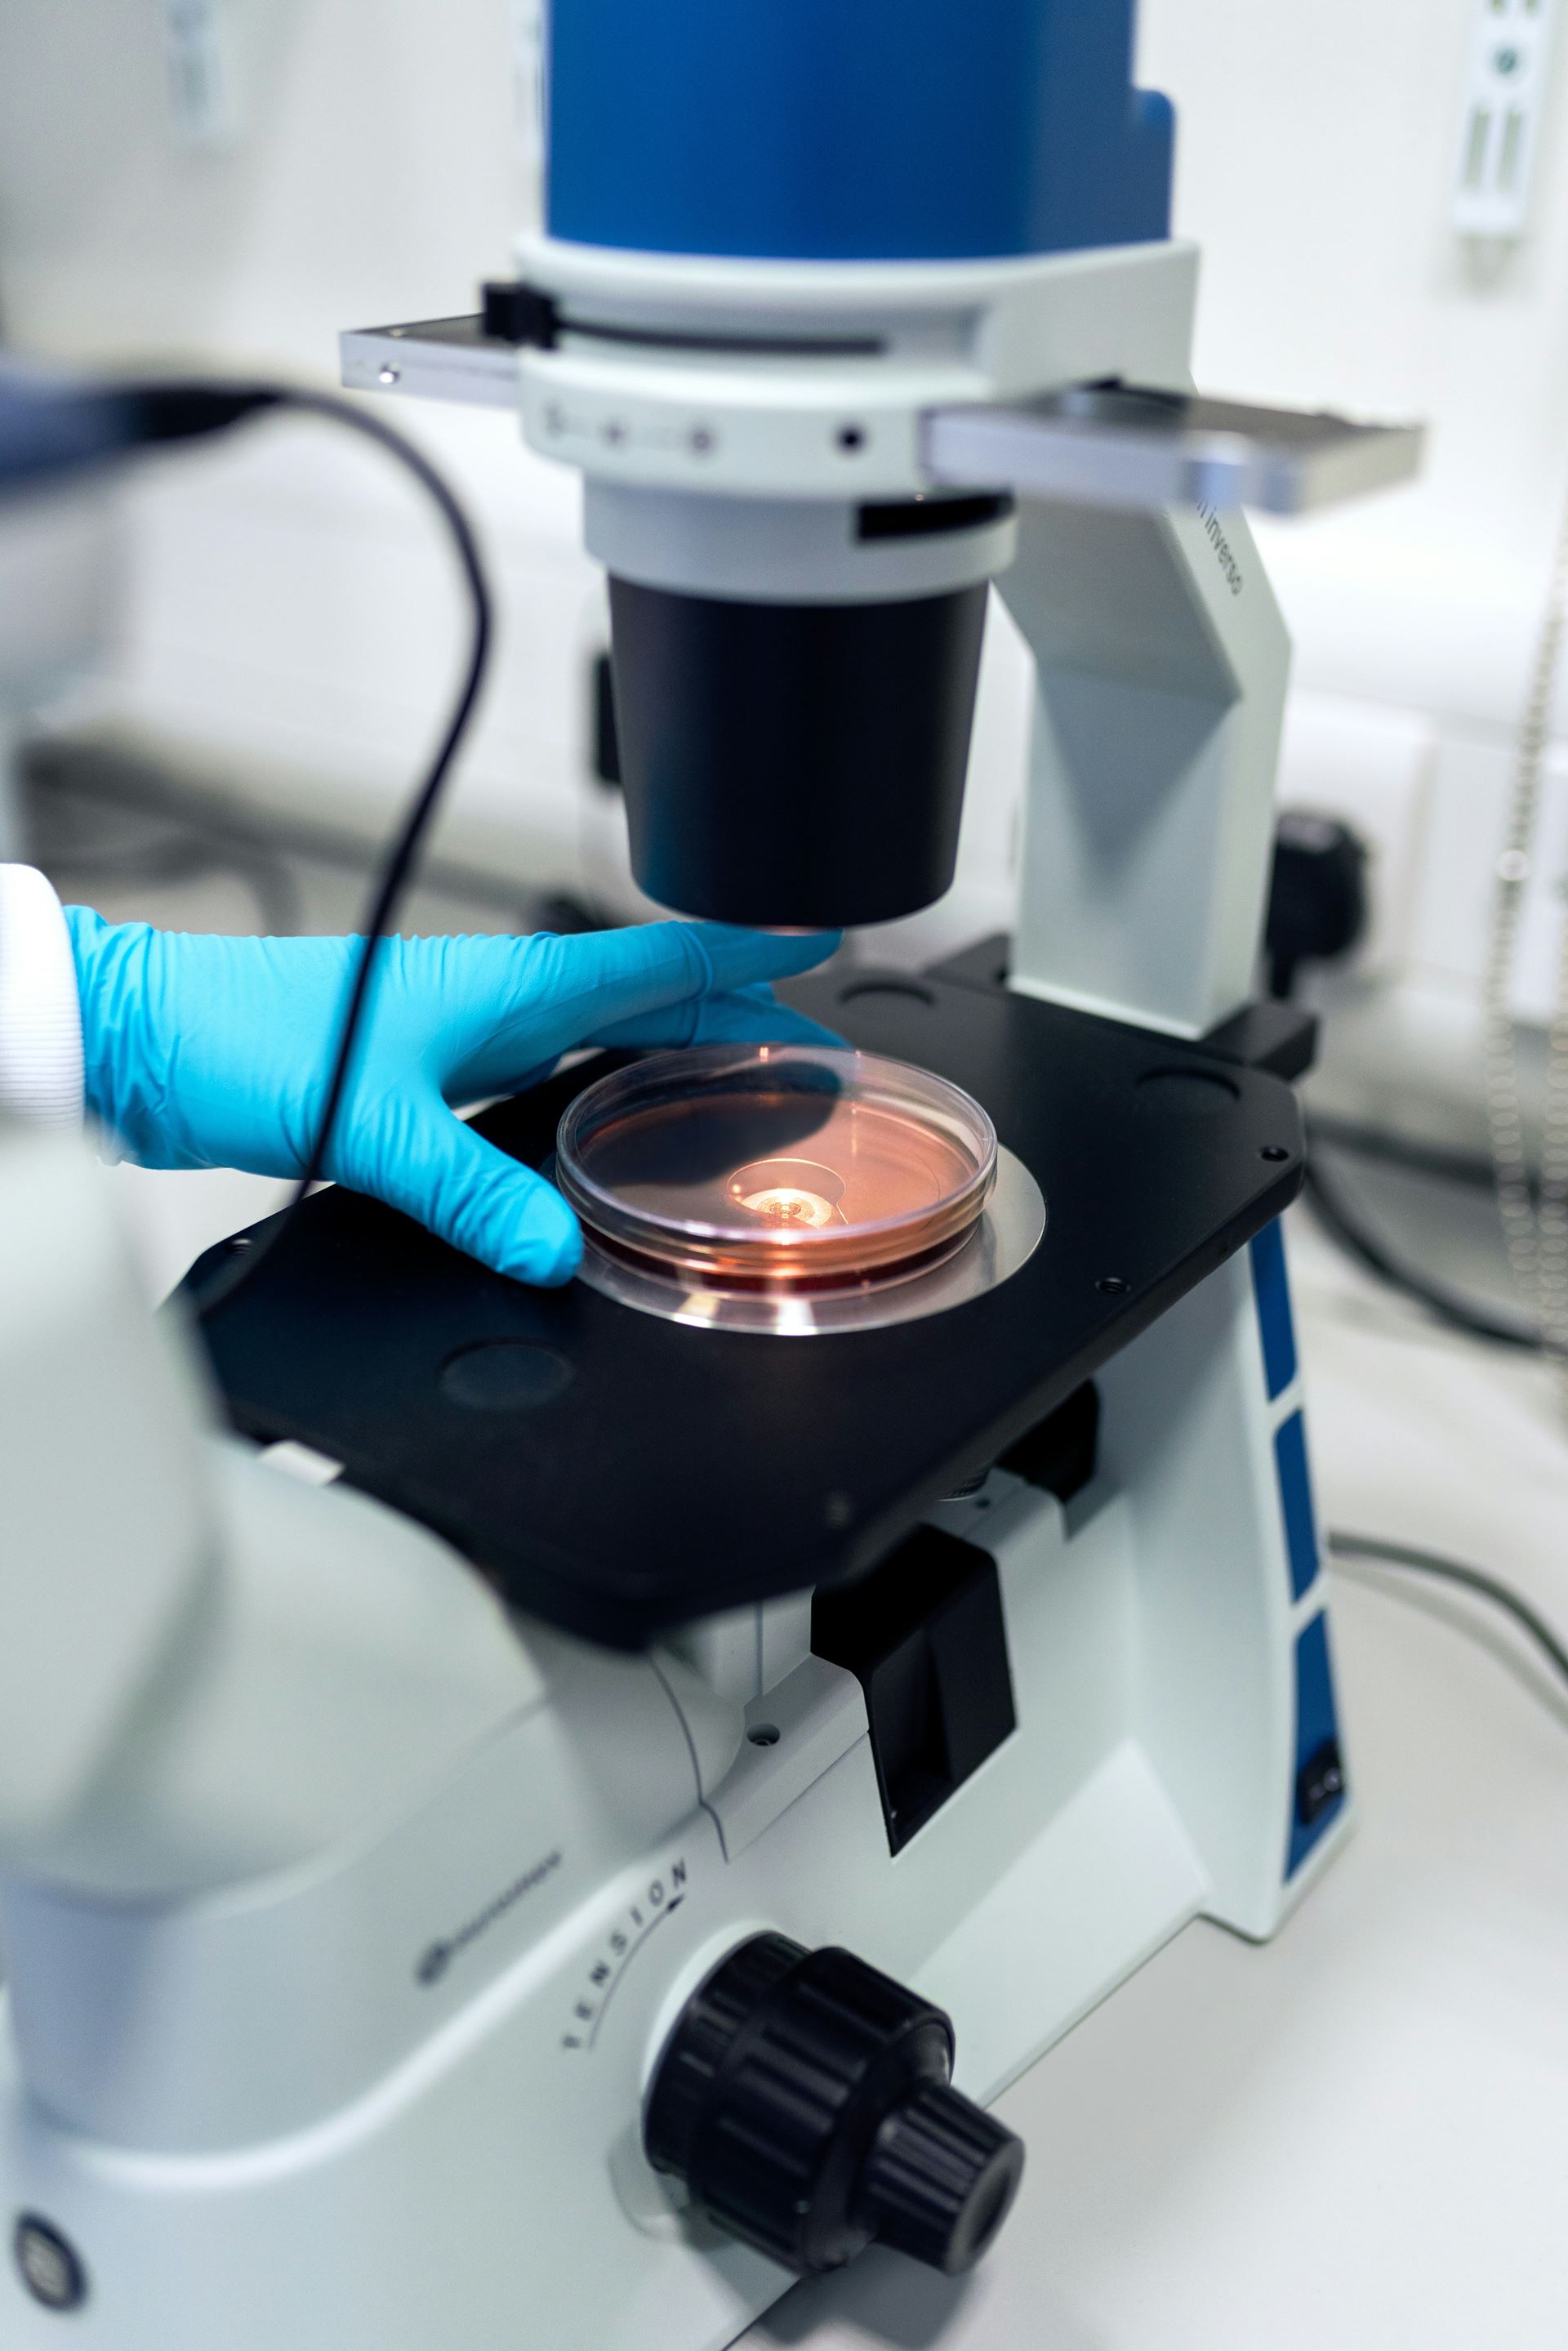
<box><xmin>751</xmin><ymin>1210</ymin><xmax>1568</xmax><ymax>2351</ymax></box>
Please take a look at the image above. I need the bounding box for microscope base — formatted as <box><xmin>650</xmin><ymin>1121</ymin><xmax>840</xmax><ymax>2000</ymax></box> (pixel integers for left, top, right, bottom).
<box><xmin>0</xmin><ymin>1240</ymin><xmax>1349</xmax><ymax>2349</ymax></box>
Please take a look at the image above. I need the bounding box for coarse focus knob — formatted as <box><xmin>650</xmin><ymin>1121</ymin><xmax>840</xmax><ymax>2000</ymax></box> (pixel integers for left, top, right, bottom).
<box><xmin>644</xmin><ymin>1933</ymin><xmax>1024</xmax><ymax>2277</ymax></box>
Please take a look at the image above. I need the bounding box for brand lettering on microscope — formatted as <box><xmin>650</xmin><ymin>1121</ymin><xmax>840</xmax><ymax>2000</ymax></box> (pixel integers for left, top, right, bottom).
<box><xmin>416</xmin><ymin>1849</ymin><xmax>564</xmax><ymax>1987</ymax></box>
<box><xmin>562</xmin><ymin>1857</ymin><xmax>688</xmax><ymax>2051</ymax></box>
<box><xmin>1198</xmin><ymin>504</ymin><xmax>1245</xmax><ymax>597</ymax></box>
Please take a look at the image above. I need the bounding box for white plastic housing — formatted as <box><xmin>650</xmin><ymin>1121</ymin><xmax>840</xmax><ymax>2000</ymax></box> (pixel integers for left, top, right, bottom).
<box><xmin>1453</xmin><ymin>0</ymin><xmax>1560</xmax><ymax>237</ymax></box>
<box><xmin>0</xmin><ymin>1128</ymin><xmax>213</xmax><ymax>1851</ymax></box>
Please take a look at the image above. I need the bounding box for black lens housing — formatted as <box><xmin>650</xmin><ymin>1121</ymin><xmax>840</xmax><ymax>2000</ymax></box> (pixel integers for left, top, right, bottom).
<box><xmin>607</xmin><ymin>576</ymin><xmax>989</xmax><ymax>929</ymax></box>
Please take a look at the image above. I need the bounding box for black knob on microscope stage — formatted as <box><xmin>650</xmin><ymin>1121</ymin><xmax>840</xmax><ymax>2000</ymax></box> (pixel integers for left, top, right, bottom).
<box><xmin>643</xmin><ymin>1933</ymin><xmax>1025</xmax><ymax>2277</ymax></box>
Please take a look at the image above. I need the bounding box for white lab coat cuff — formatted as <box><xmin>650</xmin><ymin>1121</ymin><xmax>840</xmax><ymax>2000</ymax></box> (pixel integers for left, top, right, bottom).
<box><xmin>0</xmin><ymin>864</ymin><xmax>85</xmax><ymax>1134</ymax></box>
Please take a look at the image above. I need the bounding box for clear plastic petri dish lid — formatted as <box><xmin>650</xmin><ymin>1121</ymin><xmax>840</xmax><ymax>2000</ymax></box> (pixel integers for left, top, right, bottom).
<box><xmin>555</xmin><ymin>1045</ymin><xmax>998</xmax><ymax>1294</ymax></box>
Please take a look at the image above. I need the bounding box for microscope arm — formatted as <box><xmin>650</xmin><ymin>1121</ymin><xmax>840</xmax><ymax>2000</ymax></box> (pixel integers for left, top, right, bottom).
<box><xmin>0</xmin><ymin>1123</ymin><xmax>215</xmax><ymax>1859</ymax></box>
<box><xmin>30</xmin><ymin>1440</ymin><xmax>553</xmax><ymax>1904</ymax></box>
<box><xmin>0</xmin><ymin>1122</ymin><xmax>544</xmax><ymax>1900</ymax></box>
<box><xmin>1000</xmin><ymin>493</ymin><xmax>1291</xmax><ymax>1038</ymax></box>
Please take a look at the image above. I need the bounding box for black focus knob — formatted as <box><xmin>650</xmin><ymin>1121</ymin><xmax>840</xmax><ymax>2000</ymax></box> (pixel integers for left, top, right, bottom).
<box><xmin>644</xmin><ymin>1933</ymin><xmax>1024</xmax><ymax>2277</ymax></box>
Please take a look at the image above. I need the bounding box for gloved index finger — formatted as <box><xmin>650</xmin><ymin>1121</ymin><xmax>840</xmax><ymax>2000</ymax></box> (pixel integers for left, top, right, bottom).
<box><xmin>678</xmin><ymin>924</ymin><xmax>843</xmax><ymax>997</ymax></box>
<box><xmin>542</xmin><ymin>921</ymin><xmax>839</xmax><ymax>1015</ymax></box>
<box><xmin>521</xmin><ymin>921</ymin><xmax>838</xmax><ymax>1040</ymax></box>
<box><xmin>446</xmin><ymin>922</ymin><xmax>841</xmax><ymax>1103</ymax></box>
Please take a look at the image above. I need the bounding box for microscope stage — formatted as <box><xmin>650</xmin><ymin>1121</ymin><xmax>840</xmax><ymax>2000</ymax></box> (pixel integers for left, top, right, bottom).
<box><xmin>189</xmin><ymin>965</ymin><xmax>1304</xmax><ymax>1648</ymax></box>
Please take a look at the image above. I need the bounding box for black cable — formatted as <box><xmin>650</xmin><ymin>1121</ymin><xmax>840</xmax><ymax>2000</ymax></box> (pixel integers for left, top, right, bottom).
<box><xmin>1327</xmin><ymin>1531</ymin><xmax>1568</xmax><ymax>1694</ymax></box>
<box><xmin>1303</xmin><ymin>1143</ymin><xmax>1544</xmax><ymax>1354</ymax></box>
<box><xmin>180</xmin><ymin>385</ymin><xmax>492</xmax><ymax>1319</ymax></box>
<box><xmin>1307</xmin><ymin>1111</ymin><xmax>1530</xmax><ymax>1199</ymax></box>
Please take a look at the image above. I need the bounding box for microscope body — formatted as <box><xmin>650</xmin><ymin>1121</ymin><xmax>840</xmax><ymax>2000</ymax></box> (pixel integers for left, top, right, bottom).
<box><xmin>0</xmin><ymin>1131</ymin><xmax>1337</xmax><ymax>2349</ymax></box>
<box><xmin>0</xmin><ymin>0</ymin><xmax>1365</xmax><ymax>2339</ymax></box>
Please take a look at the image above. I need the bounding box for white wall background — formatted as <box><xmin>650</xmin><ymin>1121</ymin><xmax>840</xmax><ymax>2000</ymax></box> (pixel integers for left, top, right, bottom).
<box><xmin>0</xmin><ymin>0</ymin><xmax>1565</xmax><ymax>1104</ymax></box>
<box><xmin>1138</xmin><ymin>0</ymin><xmax>1568</xmax><ymax>1138</ymax></box>
<box><xmin>0</xmin><ymin>0</ymin><xmax>604</xmax><ymax>898</ymax></box>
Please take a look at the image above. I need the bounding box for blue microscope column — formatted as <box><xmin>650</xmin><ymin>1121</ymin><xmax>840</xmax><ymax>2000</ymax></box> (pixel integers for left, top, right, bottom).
<box><xmin>545</xmin><ymin>0</ymin><xmax>1174</xmax><ymax>263</ymax></box>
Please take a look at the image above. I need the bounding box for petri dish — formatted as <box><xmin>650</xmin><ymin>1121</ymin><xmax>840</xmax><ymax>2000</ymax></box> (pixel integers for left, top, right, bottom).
<box><xmin>555</xmin><ymin>1046</ymin><xmax>999</xmax><ymax>1302</ymax></box>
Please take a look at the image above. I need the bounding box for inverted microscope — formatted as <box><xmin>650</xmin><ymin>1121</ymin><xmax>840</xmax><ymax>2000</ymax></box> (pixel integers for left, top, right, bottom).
<box><xmin>0</xmin><ymin>2</ymin><xmax>1423</xmax><ymax>2344</ymax></box>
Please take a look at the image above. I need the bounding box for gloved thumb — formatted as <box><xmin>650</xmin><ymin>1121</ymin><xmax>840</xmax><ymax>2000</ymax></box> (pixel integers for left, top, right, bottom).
<box><xmin>354</xmin><ymin>1086</ymin><xmax>583</xmax><ymax>1286</ymax></box>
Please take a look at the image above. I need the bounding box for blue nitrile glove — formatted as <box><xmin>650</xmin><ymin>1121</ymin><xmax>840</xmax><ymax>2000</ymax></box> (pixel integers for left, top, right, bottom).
<box><xmin>64</xmin><ymin>912</ymin><xmax>841</xmax><ymax>1285</ymax></box>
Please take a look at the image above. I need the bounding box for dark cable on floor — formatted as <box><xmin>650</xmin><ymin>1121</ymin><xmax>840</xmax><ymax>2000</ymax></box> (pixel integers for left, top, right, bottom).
<box><xmin>1327</xmin><ymin>1531</ymin><xmax>1568</xmax><ymax>1696</ymax></box>
<box><xmin>1307</xmin><ymin>1112</ymin><xmax>1525</xmax><ymax>1198</ymax></box>
<box><xmin>180</xmin><ymin>386</ymin><xmax>492</xmax><ymax>1318</ymax></box>
<box><xmin>1303</xmin><ymin>1143</ymin><xmax>1544</xmax><ymax>1355</ymax></box>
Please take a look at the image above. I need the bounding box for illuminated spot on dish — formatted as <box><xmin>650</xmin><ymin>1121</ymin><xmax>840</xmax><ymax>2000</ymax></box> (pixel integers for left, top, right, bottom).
<box><xmin>737</xmin><ymin>1186</ymin><xmax>837</xmax><ymax>1229</ymax></box>
<box><xmin>728</xmin><ymin>1158</ymin><xmax>847</xmax><ymax>1229</ymax></box>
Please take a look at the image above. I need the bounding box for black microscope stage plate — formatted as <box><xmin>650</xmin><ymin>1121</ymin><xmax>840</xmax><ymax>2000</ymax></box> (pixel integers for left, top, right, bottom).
<box><xmin>189</xmin><ymin>970</ymin><xmax>1303</xmax><ymax>1648</ymax></box>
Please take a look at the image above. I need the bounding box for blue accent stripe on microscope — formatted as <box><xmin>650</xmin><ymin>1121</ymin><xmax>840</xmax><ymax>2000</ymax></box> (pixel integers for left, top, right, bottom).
<box><xmin>1287</xmin><ymin>1612</ymin><xmax>1347</xmax><ymax>1877</ymax></box>
<box><xmin>545</xmin><ymin>0</ymin><xmax>1175</xmax><ymax>263</ymax></box>
<box><xmin>1250</xmin><ymin>1220</ymin><xmax>1298</xmax><ymax>1401</ymax></box>
<box><xmin>1274</xmin><ymin>1412</ymin><xmax>1321</xmax><ymax>1603</ymax></box>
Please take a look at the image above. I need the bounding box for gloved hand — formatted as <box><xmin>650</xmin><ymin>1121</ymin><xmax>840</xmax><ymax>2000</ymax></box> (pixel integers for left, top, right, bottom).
<box><xmin>65</xmin><ymin>912</ymin><xmax>840</xmax><ymax>1285</ymax></box>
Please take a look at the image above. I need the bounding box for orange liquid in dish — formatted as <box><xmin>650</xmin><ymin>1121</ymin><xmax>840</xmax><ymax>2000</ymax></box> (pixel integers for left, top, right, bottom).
<box><xmin>558</xmin><ymin>1051</ymin><xmax>996</xmax><ymax>1292</ymax></box>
